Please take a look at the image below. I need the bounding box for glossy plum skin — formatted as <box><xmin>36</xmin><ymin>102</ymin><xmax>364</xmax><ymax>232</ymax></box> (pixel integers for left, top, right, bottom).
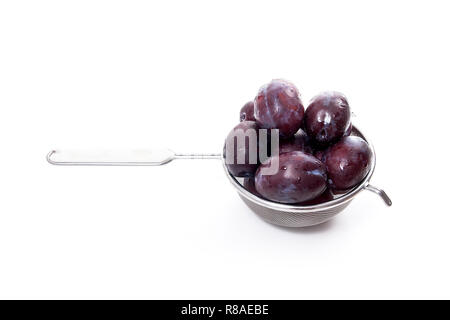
<box><xmin>254</xmin><ymin>79</ymin><xmax>304</xmax><ymax>138</ymax></box>
<box><xmin>300</xmin><ymin>188</ymin><xmax>335</xmax><ymax>205</ymax></box>
<box><xmin>324</xmin><ymin>136</ymin><xmax>373</xmax><ymax>190</ymax></box>
<box><xmin>343</xmin><ymin>122</ymin><xmax>353</xmax><ymax>137</ymax></box>
<box><xmin>312</xmin><ymin>122</ymin><xmax>351</xmax><ymax>161</ymax></box>
<box><xmin>305</xmin><ymin>91</ymin><xmax>351</xmax><ymax>146</ymax></box>
<box><xmin>224</xmin><ymin>121</ymin><xmax>260</xmax><ymax>177</ymax></box>
<box><xmin>240</xmin><ymin>101</ymin><xmax>256</xmax><ymax>122</ymax></box>
<box><xmin>255</xmin><ymin>151</ymin><xmax>327</xmax><ymax>204</ymax></box>
<box><xmin>279</xmin><ymin>128</ymin><xmax>313</xmax><ymax>155</ymax></box>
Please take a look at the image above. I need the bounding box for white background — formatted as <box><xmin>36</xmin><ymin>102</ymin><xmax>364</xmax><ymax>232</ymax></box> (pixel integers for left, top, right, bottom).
<box><xmin>0</xmin><ymin>0</ymin><xmax>449</xmax><ymax>299</ymax></box>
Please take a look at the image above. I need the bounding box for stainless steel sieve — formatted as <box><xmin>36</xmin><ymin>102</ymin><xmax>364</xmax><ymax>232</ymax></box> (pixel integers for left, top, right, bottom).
<box><xmin>47</xmin><ymin>125</ymin><xmax>391</xmax><ymax>228</ymax></box>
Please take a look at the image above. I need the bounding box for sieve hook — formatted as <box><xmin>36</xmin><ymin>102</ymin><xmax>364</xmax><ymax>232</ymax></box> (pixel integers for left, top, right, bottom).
<box><xmin>364</xmin><ymin>184</ymin><xmax>392</xmax><ymax>206</ymax></box>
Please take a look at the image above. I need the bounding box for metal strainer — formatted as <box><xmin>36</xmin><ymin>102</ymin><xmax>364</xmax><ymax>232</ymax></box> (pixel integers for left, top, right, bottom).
<box><xmin>47</xmin><ymin>125</ymin><xmax>391</xmax><ymax>227</ymax></box>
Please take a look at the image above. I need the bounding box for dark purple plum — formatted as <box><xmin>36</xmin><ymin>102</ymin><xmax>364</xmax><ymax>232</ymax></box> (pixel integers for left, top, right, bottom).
<box><xmin>224</xmin><ymin>121</ymin><xmax>260</xmax><ymax>177</ymax></box>
<box><xmin>243</xmin><ymin>177</ymin><xmax>262</xmax><ymax>197</ymax></box>
<box><xmin>324</xmin><ymin>136</ymin><xmax>373</xmax><ymax>190</ymax></box>
<box><xmin>305</xmin><ymin>91</ymin><xmax>351</xmax><ymax>146</ymax></box>
<box><xmin>254</xmin><ymin>151</ymin><xmax>327</xmax><ymax>204</ymax></box>
<box><xmin>240</xmin><ymin>101</ymin><xmax>256</xmax><ymax>122</ymax></box>
<box><xmin>300</xmin><ymin>188</ymin><xmax>335</xmax><ymax>205</ymax></box>
<box><xmin>331</xmin><ymin>187</ymin><xmax>350</xmax><ymax>196</ymax></box>
<box><xmin>254</xmin><ymin>79</ymin><xmax>304</xmax><ymax>138</ymax></box>
<box><xmin>279</xmin><ymin>128</ymin><xmax>313</xmax><ymax>155</ymax></box>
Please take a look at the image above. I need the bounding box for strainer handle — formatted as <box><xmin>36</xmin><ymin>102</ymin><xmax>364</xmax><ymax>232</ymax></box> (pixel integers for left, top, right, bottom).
<box><xmin>364</xmin><ymin>184</ymin><xmax>392</xmax><ymax>206</ymax></box>
<box><xmin>47</xmin><ymin>149</ymin><xmax>222</xmax><ymax>166</ymax></box>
